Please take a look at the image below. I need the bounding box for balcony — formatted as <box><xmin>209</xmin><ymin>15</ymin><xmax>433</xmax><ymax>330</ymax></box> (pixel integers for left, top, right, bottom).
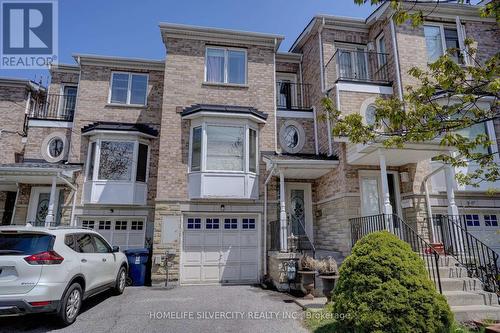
<box><xmin>29</xmin><ymin>93</ymin><xmax>76</xmax><ymax>121</ymax></box>
<box><xmin>276</xmin><ymin>81</ymin><xmax>312</xmax><ymax>111</ymax></box>
<box><xmin>325</xmin><ymin>49</ymin><xmax>390</xmax><ymax>87</ymax></box>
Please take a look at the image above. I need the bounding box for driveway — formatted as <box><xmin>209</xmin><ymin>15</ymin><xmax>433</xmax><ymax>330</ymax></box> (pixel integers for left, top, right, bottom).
<box><xmin>0</xmin><ymin>285</ymin><xmax>308</xmax><ymax>333</ymax></box>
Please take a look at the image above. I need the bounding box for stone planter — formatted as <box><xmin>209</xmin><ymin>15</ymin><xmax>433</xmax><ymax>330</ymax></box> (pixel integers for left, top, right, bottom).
<box><xmin>319</xmin><ymin>274</ymin><xmax>339</xmax><ymax>303</ymax></box>
<box><xmin>298</xmin><ymin>270</ymin><xmax>317</xmax><ymax>299</ymax></box>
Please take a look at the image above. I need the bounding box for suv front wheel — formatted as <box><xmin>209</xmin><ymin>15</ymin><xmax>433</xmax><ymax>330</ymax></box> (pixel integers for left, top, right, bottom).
<box><xmin>58</xmin><ymin>283</ymin><xmax>83</xmax><ymax>326</ymax></box>
<box><xmin>113</xmin><ymin>266</ymin><xmax>127</xmax><ymax>295</ymax></box>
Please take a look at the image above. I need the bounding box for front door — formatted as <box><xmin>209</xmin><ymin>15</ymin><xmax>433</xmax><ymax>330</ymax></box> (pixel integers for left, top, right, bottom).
<box><xmin>286</xmin><ymin>183</ymin><xmax>313</xmax><ymax>240</ymax></box>
<box><xmin>360</xmin><ymin>172</ymin><xmax>401</xmax><ymax>217</ymax></box>
<box><xmin>27</xmin><ymin>188</ymin><xmax>63</xmax><ymax>226</ymax></box>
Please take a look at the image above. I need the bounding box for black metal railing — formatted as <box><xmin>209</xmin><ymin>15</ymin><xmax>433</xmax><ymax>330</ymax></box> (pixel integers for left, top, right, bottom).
<box><xmin>351</xmin><ymin>214</ymin><xmax>442</xmax><ymax>293</ymax></box>
<box><xmin>290</xmin><ymin>212</ymin><xmax>316</xmax><ymax>258</ymax></box>
<box><xmin>29</xmin><ymin>93</ymin><xmax>76</xmax><ymax>121</ymax></box>
<box><xmin>431</xmin><ymin>214</ymin><xmax>500</xmax><ymax>295</ymax></box>
<box><xmin>325</xmin><ymin>49</ymin><xmax>390</xmax><ymax>85</ymax></box>
<box><xmin>276</xmin><ymin>81</ymin><xmax>312</xmax><ymax>111</ymax></box>
<box><xmin>269</xmin><ymin>220</ymin><xmax>281</xmax><ymax>251</ymax></box>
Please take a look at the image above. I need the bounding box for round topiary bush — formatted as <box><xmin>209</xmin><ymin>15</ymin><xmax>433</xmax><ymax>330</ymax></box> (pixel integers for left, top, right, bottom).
<box><xmin>330</xmin><ymin>231</ymin><xmax>453</xmax><ymax>333</ymax></box>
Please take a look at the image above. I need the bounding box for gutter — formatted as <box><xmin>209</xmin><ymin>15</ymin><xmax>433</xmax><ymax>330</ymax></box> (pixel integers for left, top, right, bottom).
<box><xmin>390</xmin><ymin>16</ymin><xmax>404</xmax><ymax>101</ymax></box>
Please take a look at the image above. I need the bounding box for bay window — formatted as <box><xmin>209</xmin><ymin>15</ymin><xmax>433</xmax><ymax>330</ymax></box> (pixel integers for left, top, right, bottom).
<box><xmin>187</xmin><ymin>118</ymin><xmax>259</xmax><ymax>199</ymax></box>
<box><xmin>189</xmin><ymin>122</ymin><xmax>258</xmax><ymax>174</ymax></box>
<box><xmin>84</xmin><ymin>137</ymin><xmax>150</xmax><ymax>205</ymax></box>
<box><xmin>205</xmin><ymin>47</ymin><xmax>247</xmax><ymax>85</ymax></box>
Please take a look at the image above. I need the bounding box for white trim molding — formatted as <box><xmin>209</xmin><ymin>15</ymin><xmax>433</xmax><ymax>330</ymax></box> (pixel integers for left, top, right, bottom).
<box><xmin>337</xmin><ymin>82</ymin><xmax>393</xmax><ymax>95</ymax></box>
<box><xmin>28</xmin><ymin>120</ymin><xmax>73</xmax><ymax>128</ymax></box>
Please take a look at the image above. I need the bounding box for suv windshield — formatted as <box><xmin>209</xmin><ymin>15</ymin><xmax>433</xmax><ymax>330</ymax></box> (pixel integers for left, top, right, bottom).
<box><xmin>0</xmin><ymin>233</ymin><xmax>54</xmax><ymax>255</ymax></box>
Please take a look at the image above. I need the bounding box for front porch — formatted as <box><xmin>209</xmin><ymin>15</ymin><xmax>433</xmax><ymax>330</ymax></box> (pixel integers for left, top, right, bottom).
<box><xmin>0</xmin><ymin>163</ymin><xmax>81</xmax><ymax>227</ymax></box>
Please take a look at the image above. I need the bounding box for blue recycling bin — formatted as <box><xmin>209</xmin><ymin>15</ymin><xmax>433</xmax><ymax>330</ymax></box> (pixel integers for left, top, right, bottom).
<box><xmin>123</xmin><ymin>248</ymin><xmax>149</xmax><ymax>286</ymax></box>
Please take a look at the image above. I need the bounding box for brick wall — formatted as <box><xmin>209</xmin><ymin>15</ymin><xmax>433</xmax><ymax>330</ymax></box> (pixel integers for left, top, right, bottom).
<box><xmin>0</xmin><ymin>84</ymin><xmax>28</xmax><ymax>164</ymax></box>
<box><xmin>24</xmin><ymin>127</ymin><xmax>72</xmax><ymax>161</ymax></box>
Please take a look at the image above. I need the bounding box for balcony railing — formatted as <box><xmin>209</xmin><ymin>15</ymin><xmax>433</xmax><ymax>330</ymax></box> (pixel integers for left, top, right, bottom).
<box><xmin>276</xmin><ymin>81</ymin><xmax>312</xmax><ymax>111</ymax></box>
<box><xmin>29</xmin><ymin>93</ymin><xmax>76</xmax><ymax>121</ymax></box>
<box><xmin>325</xmin><ymin>49</ymin><xmax>390</xmax><ymax>86</ymax></box>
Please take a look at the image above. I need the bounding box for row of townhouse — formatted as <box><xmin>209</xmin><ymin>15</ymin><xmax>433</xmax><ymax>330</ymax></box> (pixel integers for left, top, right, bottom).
<box><xmin>0</xmin><ymin>2</ymin><xmax>499</xmax><ymax>288</ymax></box>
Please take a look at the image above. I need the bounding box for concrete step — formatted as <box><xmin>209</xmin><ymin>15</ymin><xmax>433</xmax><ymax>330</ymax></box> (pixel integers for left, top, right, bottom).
<box><xmin>443</xmin><ymin>291</ymin><xmax>498</xmax><ymax>306</ymax></box>
<box><xmin>438</xmin><ymin>277</ymin><xmax>483</xmax><ymax>292</ymax></box>
<box><xmin>451</xmin><ymin>305</ymin><xmax>500</xmax><ymax>322</ymax></box>
<box><xmin>421</xmin><ymin>254</ymin><xmax>460</xmax><ymax>267</ymax></box>
<box><xmin>430</xmin><ymin>266</ymin><xmax>469</xmax><ymax>278</ymax></box>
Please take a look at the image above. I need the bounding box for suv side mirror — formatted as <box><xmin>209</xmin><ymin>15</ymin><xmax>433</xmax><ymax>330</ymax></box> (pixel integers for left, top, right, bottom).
<box><xmin>112</xmin><ymin>246</ymin><xmax>120</xmax><ymax>253</ymax></box>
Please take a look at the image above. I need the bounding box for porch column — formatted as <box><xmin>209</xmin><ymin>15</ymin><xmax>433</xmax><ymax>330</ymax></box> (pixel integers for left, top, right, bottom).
<box><xmin>378</xmin><ymin>149</ymin><xmax>393</xmax><ymax>231</ymax></box>
<box><xmin>444</xmin><ymin>165</ymin><xmax>459</xmax><ymax>216</ymax></box>
<box><xmin>279</xmin><ymin>169</ymin><xmax>288</xmax><ymax>252</ymax></box>
<box><xmin>45</xmin><ymin>176</ymin><xmax>57</xmax><ymax>227</ymax></box>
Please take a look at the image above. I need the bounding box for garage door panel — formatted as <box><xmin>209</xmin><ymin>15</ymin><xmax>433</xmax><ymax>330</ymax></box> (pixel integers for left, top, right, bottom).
<box><xmin>222</xmin><ymin>247</ymin><xmax>240</xmax><ymax>264</ymax></box>
<box><xmin>184</xmin><ymin>233</ymin><xmax>203</xmax><ymax>245</ymax></box>
<box><xmin>240</xmin><ymin>248</ymin><xmax>258</xmax><ymax>262</ymax></box>
<box><xmin>220</xmin><ymin>265</ymin><xmax>239</xmax><ymax>281</ymax></box>
<box><xmin>240</xmin><ymin>264</ymin><xmax>258</xmax><ymax>280</ymax></box>
<box><xmin>240</xmin><ymin>234</ymin><xmax>258</xmax><ymax>246</ymax></box>
<box><xmin>222</xmin><ymin>234</ymin><xmax>240</xmax><ymax>246</ymax></box>
<box><xmin>204</xmin><ymin>233</ymin><xmax>220</xmax><ymax>246</ymax></box>
<box><xmin>183</xmin><ymin>248</ymin><xmax>203</xmax><ymax>265</ymax></box>
<box><xmin>183</xmin><ymin>266</ymin><xmax>202</xmax><ymax>282</ymax></box>
<box><xmin>203</xmin><ymin>247</ymin><xmax>221</xmax><ymax>265</ymax></box>
<box><xmin>202</xmin><ymin>265</ymin><xmax>220</xmax><ymax>281</ymax></box>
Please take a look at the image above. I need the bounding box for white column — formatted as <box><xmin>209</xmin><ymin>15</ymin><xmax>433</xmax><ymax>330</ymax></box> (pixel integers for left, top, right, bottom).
<box><xmin>444</xmin><ymin>165</ymin><xmax>459</xmax><ymax>216</ymax></box>
<box><xmin>279</xmin><ymin>169</ymin><xmax>288</xmax><ymax>252</ymax></box>
<box><xmin>45</xmin><ymin>176</ymin><xmax>57</xmax><ymax>227</ymax></box>
<box><xmin>378</xmin><ymin>149</ymin><xmax>393</xmax><ymax>231</ymax></box>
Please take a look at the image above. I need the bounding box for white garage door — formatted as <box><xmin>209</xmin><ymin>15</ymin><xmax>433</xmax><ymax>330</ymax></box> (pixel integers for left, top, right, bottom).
<box><xmin>181</xmin><ymin>215</ymin><xmax>259</xmax><ymax>284</ymax></box>
<box><xmin>78</xmin><ymin>217</ymin><xmax>146</xmax><ymax>251</ymax></box>
<box><xmin>463</xmin><ymin>213</ymin><xmax>500</xmax><ymax>255</ymax></box>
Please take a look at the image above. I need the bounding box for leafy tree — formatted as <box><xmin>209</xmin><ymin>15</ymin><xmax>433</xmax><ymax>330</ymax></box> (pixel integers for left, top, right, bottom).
<box><xmin>325</xmin><ymin>0</ymin><xmax>500</xmax><ymax>188</ymax></box>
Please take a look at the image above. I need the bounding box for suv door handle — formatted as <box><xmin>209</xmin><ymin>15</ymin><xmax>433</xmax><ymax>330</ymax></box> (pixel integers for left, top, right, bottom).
<box><xmin>102</xmin><ymin>258</ymin><xmax>107</xmax><ymax>262</ymax></box>
<box><xmin>81</xmin><ymin>259</ymin><xmax>87</xmax><ymax>263</ymax></box>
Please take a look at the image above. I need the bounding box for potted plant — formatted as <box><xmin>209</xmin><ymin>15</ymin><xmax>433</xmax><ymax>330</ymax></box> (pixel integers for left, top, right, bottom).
<box><xmin>297</xmin><ymin>254</ymin><xmax>317</xmax><ymax>299</ymax></box>
<box><xmin>317</xmin><ymin>257</ymin><xmax>339</xmax><ymax>302</ymax></box>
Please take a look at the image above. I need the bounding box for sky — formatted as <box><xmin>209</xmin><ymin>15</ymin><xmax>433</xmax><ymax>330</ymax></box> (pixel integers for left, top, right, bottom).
<box><xmin>0</xmin><ymin>0</ymin><xmax>374</xmax><ymax>84</ymax></box>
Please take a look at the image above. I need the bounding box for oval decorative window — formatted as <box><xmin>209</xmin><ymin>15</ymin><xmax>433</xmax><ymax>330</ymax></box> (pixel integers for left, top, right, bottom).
<box><xmin>48</xmin><ymin>137</ymin><xmax>64</xmax><ymax>158</ymax></box>
<box><xmin>279</xmin><ymin>120</ymin><xmax>305</xmax><ymax>154</ymax></box>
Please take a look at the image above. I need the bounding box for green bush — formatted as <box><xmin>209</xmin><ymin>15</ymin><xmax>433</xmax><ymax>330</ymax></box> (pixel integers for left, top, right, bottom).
<box><xmin>330</xmin><ymin>231</ymin><xmax>453</xmax><ymax>333</ymax></box>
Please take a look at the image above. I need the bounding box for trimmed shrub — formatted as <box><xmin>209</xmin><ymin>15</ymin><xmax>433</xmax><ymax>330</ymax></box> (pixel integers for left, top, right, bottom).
<box><xmin>330</xmin><ymin>231</ymin><xmax>453</xmax><ymax>333</ymax></box>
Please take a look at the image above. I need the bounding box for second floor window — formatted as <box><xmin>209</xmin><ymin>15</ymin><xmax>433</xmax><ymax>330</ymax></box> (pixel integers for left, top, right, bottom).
<box><xmin>109</xmin><ymin>72</ymin><xmax>148</xmax><ymax>105</ymax></box>
<box><xmin>424</xmin><ymin>24</ymin><xmax>463</xmax><ymax>64</ymax></box>
<box><xmin>205</xmin><ymin>47</ymin><xmax>247</xmax><ymax>85</ymax></box>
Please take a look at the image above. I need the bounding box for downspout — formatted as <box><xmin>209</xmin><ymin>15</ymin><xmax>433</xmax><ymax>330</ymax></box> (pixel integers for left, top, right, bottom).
<box><xmin>318</xmin><ymin>18</ymin><xmax>333</xmax><ymax>156</ymax></box>
<box><xmin>263</xmin><ymin>164</ymin><xmax>276</xmax><ymax>277</ymax></box>
<box><xmin>56</xmin><ymin>173</ymin><xmax>78</xmax><ymax>226</ymax></box>
<box><xmin>299</xmin><ymin>54</ymin><xmax>304</xmax><ymax>107</ymax></box>
<box><xmin>390</xmin><ymin>16</ymin><xmax>404</xmax><ymax>101</ymax></box>
<box><xmin>10</xmin><ymin>184</ymin><xmax>19</xmax><ymax>225</ymax></box>
<box><xmin>273</xmin><ymin>38</ymin><xmax>278</xmax><ymax>153</ymax></box>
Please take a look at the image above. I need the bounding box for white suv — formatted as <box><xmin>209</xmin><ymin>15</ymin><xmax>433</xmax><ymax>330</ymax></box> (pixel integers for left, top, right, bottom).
<box><xmin>0</xmin><ymin>226</ymin><xmax>128</xmax><ymax>325</ymax></box>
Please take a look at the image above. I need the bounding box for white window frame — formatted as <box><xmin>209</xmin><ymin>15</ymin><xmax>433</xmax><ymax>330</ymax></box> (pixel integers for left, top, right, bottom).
<box><xmin>58</xmin><ymin>84</ymin><xmax>78</xmax><ymax>117</ymax></box>
<box><xmin>334</xmin><ymin>42</ymin><xmax>370</xmax><ymax>81</ymax></box>
<box><xmin>188</xmin><ymin>118</ymin><xmax>258</xmax><ymax>175</ymax></box>
<box><xmin>85</xmin><ymin>135</ymin><xmax>150</xmax><ymax>183</ymax></box>
<box><xmin>204</xmin><ymin>46</ymin><xmax>248</xmax><ymax>85</ymax></box>
<box><xmin>375</xmin><ymin>33</ymin><xmax>387</xmax><ymax>66</ymax></box>
<box><xmin>108</xmin><ymin>72</ymin><xmax>149</xmax><ymax>106</ymax></box>
<box><xmin>423</xmin><ymin>22</ymin><xmax>465</xmax><ymax>64</ymax></box>
<box><xmin>276</xmin><ymin>72</ymin><xmax>299</xmax><ymax>109</ymax></box>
